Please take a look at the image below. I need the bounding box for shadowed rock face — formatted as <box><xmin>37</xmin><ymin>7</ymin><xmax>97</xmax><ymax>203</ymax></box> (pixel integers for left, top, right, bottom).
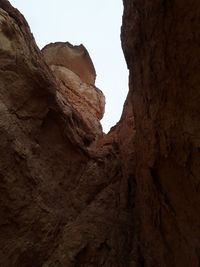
<box><xmin>0</xmin><ymin>0</ymin><xmax>199</xmax><ymax>266</ymax></box>
<box><xmin>121</xmin><ymin>0</ymin><xmax>200</xmax><ymax>266</ymax></box>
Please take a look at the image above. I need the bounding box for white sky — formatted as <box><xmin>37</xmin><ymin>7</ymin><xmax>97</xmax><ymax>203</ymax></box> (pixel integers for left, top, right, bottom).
<box><xmin>9</xmin><ymin>0</ymin><xmax>128</xmax><ymax>133</ymax></box>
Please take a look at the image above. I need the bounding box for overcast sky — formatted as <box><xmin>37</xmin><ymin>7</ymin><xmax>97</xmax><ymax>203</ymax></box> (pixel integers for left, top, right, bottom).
<box><xmin>9</xmin><ymin>0</ymin><xmax>128</xmax><ymax>132</ymax></box>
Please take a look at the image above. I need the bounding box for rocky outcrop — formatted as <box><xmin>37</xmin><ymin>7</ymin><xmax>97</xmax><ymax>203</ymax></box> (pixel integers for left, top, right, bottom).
<box><xmin>42</xmin><ymin>42</ymin><xmax>96</xmax><ymax>85</ymax></box>
<box><xmin>0</xmin><ymin>0</ymin><xmax>200</xmax><ymax>266</ymax></box>
<box><xmin>42</xmin><ymin>42</ymin><xmax>105</xmax><ymax>138</ymax></box>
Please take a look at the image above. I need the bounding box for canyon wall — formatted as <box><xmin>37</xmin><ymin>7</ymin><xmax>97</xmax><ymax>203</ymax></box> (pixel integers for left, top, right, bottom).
<box><xmin>0</xmin><ymin>0</ymin><xmax>199</xmax><ymax>266</ymax></box>
<box><xmin>121</xmin><ymin>0</ymin><xmax>200</xmax><ymax>266</ymax></box>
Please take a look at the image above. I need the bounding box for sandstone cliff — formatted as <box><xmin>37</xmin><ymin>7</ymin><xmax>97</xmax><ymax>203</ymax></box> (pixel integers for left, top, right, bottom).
<box><xmin>0</xmin><ymin>0</ymin><xmax>199</xmax><ymax>267</ymax></box>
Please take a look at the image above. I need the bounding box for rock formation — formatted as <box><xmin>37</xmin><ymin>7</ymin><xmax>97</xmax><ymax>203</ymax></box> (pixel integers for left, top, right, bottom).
<box><xmin>42</xmin><ymin>42</ymin><xmax>105</xmax><ymax>139</ymax></box>
<box><xmin>42</xmin><ymin>42</ymin><xmax>96</xmax><ymax>85</ymax></box>
<box><xmin>121</xmin><ymin>0</ymin><xmax>200</xmax><ymax>266</ymax></box>
<box><xmin>0</xmin><ymin>0</ymin><xmax>199</xmax><ymax>266</ymax></box>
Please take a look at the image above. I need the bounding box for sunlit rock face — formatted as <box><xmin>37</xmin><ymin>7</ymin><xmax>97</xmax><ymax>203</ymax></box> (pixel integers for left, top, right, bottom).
<box><xmin>0</xmin><ymin>0</ymin><xmax>199</xmax><ymax>266</ymax></box>
<box><xmin>42</xmin><ymin>42</ymin><xmax>105</xmax><ymax>138</ymax></box>
<box><xmin>42</xmin><ymin>42</ymin><xmax>96</xmax><ymax>85</ymax></box>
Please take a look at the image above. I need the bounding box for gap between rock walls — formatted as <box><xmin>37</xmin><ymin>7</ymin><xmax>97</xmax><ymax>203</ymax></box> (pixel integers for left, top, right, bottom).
<box><xmin>0</xmin><ymin>1</ymin><xmax>199</xmax><ymax>267</ymax></box>
<box><xmin>9</xmin><ymin>0</ymin><xmax>129</xmax><ymax>134</ymax></box>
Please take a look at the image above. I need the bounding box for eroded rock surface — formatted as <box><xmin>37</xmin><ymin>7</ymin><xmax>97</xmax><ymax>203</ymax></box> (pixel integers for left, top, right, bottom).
<box><xmin>121</xmin><ymin>0</ymin><xmax>200</xmax><ymax>266</ymax></box>
<box><xmin>42</xmin><ymin>42</ymin><xmax>105</xmax><ymax>138</ymax></box>
<box><xmin>42</xmin><ymin>42</ymin><xmax>96</xmax><ymax>85</ymax></box>
<box><xmin>0</xmin><ymin>0</ymin><xmax>200</xmax><ymax>266</ymax></box>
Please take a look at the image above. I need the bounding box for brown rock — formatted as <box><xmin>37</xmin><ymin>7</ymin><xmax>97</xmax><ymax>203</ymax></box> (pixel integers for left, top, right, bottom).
<box><xmin>42</xmin><ymin>42</ymin><xmax>105</xmax><ymax>138</ymax></box>
<box><xmin>0</xmin><ymin>0</ymin><xmax>200</xmax><ymax>266</ymax></box>
<box><xmin>121</xmin><ymin>0</ymin><xmax>200</xmax><ymax>266</ymax></box>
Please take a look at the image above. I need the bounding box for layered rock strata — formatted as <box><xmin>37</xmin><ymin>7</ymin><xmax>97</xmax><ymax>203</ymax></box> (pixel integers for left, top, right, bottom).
<box><xmin>42</xmin><ymin>42</ymin><xmax>105</xmax><ymax>139</ymax></box>
<box><xmin>0</xmin><ymin>0</ymin><xmax>199</xmax><ymax>266</ymax></box>
<box><xmin>42</xmin><ymin>42</ymin><xmax>96</xmax><ymax>85</ymax></box>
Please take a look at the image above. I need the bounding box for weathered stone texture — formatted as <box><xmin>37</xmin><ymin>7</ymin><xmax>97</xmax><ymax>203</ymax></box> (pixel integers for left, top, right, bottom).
<box><xmin>42</xmin><ymin>42</ymin><xmax>96</xmax><ymax>85</ymax></box>
<box><xmin>0</xmin><ymin>0</ymin><xmax>199</xmax><ymax>266</ymax></box>
<box><xmin>121</xmin><ymin>0</ymin><xmax>200</xmax><ymax>266</ymax></box>
<box><xmin>42</xmin><ymin>42</ymin><xmax>105</xmax><ymax>138</ymax></box>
